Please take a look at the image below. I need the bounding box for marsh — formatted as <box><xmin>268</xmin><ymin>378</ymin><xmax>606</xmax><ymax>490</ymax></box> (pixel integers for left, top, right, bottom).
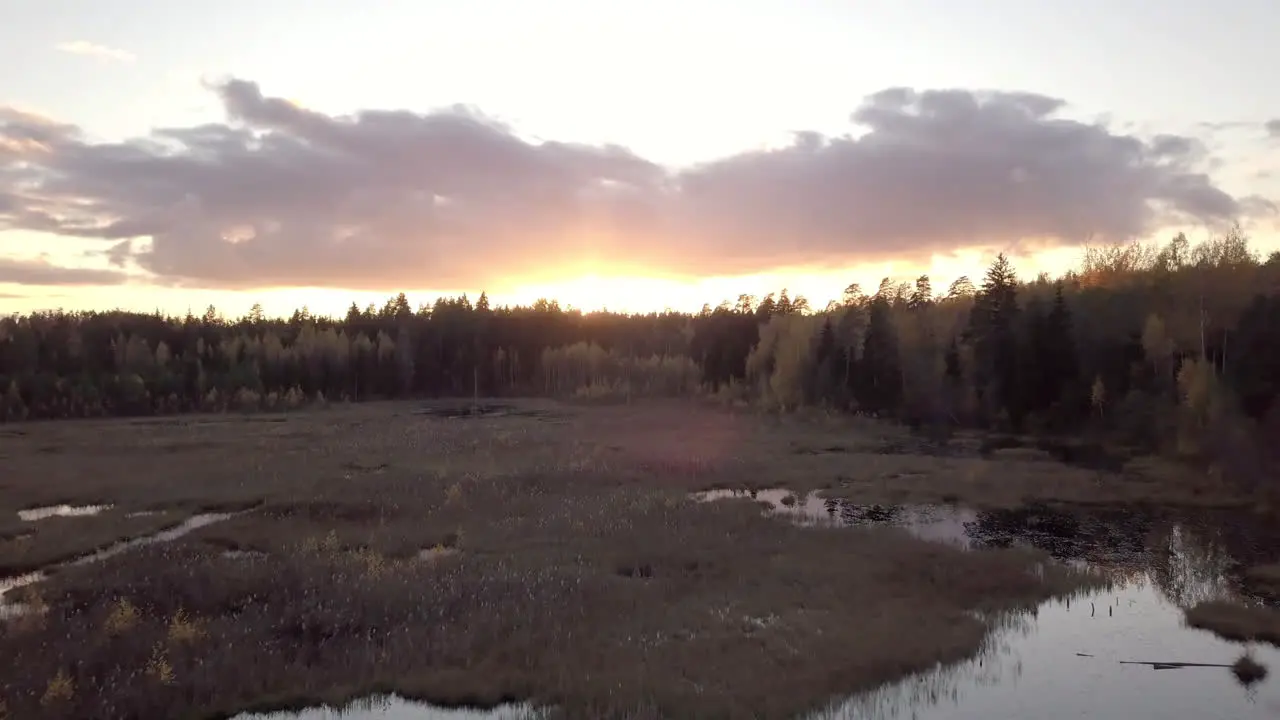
<box><xmin>1</xmin><ymin>400</ymin><xmax>1277</xmax><ymax>719</ymax></box>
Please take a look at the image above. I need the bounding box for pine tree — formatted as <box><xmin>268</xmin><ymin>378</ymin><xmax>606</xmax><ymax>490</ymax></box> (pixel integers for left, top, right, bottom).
<box><xmin>908</xmin><ymin>275</ymin><xmax>933</xmax><ymax>310</ymax></box>
<box><xmin>856</xmin><ymin>298</ymin><xmax>902</xmax><ymax>414</ymax></box>
<box><xmin>968</xmin><ymin>253</ymin><xmax>1022</xmax><ymax>426</ymax></box>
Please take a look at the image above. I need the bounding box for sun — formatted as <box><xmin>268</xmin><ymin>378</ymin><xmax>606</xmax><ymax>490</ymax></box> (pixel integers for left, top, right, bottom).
<box><xmin>509</xmin><ymin>272</ymin><xmax>705</xmax><ymax>314</ymax></box>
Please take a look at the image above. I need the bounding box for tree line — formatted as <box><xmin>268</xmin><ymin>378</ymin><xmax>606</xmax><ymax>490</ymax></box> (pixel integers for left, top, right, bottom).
<box><xmin>2</xmin><ymin>228</ymin><xmax>1278</xmax><ymax>477</ymax></box>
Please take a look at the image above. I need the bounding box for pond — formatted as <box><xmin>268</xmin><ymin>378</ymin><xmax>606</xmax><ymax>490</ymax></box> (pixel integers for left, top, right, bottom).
<box><xmin>694</xmin><ymin>489</ymin><xmax>1280</xmax><ymax>718</ymax></box>
<box><xmin>232</xmin><ymin>695</ymin><xmax>537</xmax><ymax>719</ymax></box>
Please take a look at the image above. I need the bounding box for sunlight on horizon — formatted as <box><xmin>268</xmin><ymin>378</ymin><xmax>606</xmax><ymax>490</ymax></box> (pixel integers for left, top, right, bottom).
<box><xmin>0</xmin><ymin>252</ymin><xmax>1097</xmax><ymax>319</ymax></box>
<box><xmin>2</xmin><ymin>225</ymin><xmax>1276</xmax><ymax>319</ymax></box>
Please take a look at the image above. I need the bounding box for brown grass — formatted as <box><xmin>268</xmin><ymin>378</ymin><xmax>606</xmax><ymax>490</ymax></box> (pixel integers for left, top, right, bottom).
<box><xmin>1244</xmin><ymin>563</ymin><xmax>1280</xmax><ymax>600</ymax></box>
<box><xmin>0</xmin><ymin>399</ymin><xmax>1211</xmax><ymax>719</ymax></box>
<box><xmin>0</xmin><ymin>510</ymin><xmax>191</xmax><ymax>575</ymax></box>
<box><xmin>1185</xmin><ymin>601</ymin><xmax>1280</xmax><ymax>646</ymax></box>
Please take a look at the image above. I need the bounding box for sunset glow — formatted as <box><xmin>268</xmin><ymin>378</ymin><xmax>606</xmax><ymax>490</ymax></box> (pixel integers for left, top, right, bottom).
<box><xmin>1</xmin><ymin>1</ymin><xmax>1277</xmax><ymax>315</ymax></box>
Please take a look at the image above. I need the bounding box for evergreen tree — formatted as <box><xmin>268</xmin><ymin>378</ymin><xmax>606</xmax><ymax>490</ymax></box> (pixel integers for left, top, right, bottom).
<box><xmin>856</xmin><ymin>298</ymin><xmax>902</xmax><ymax>414</ymax></box>
<box><xmin>968</xmin><ymin>253</ymin><xmax>1022</xmax><ymax>426</ymax></box>
<box><xmin>908</xmin><ymin>275</ymin><xmax>934</xmax><ymax>311</ymax></box>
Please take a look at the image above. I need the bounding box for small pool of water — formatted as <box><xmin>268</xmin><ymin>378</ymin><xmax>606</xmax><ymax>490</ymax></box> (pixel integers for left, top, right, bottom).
<box><xmin>0</xmin><ymin>512</ymin><xmax>240</xmax><ymax>618</ymax></box>
<box><xmin>813</xmin><ymin>576</ymin><xmax>1280</xmax><ymax>719</ymax></box>
<box><xmin>696</xmin><ymin>489</ymin><xmax>1280</xmax><ymax>718</ymax></box>
<box><xmin>232</xmin><ymin>695</ymin><xmax>536</xmax><ymax>719</ymax></box>
<box><xmin>691</xmin><ymin>488</ymin><xmax>977</xmax><ymax>547</ymax></box>
<box><xmin>70</xmin><ymin>512</ymin><xmax>237</xmax><ymax>566</ymax></box>
<box><xmin>418</xmin><ymin>546</ymin><xmax>459</xmax><ymax>562</ymax></box>
<box><xmin>17</xmin><ymin>504</ymin><xmax>112</xmax><ymax>521</ymax></box>
<box><xmin>0</xmin><ymin>572</ymin><xmax>44</xmax><ymax>619</ymax></box>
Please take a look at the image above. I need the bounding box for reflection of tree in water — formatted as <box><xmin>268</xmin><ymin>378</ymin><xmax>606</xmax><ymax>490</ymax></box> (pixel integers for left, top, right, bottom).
<box><xmin>962</xmin><ymin>505</ymin><xmax>1255</xmax><ymax>607</ymax></box>
<box><xmin>828</xmin><ymin>501</ymin><xmax>903</xmax><ymax>525</ymax></box>
<box><xmin>1145</xmin><ymin>523</ymin><xmax>1238</xmax><ymax>608</ymax></box>
<box><xmin>813</xmin><ymin>504</ymin><xmax>1280</xmax><ymax>719</ymax></box>
<box><xmin>964</xmin><ymin>505</ymin><xmax>1154</xmax><ymax>565</ymax></box>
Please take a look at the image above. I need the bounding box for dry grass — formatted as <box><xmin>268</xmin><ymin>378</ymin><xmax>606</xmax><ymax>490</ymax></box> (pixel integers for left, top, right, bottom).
<box><xmin>0</xmin><ymin>399</ymin><xmax>1224</xmax><ymax>719</ymax></box>
<box><xmin>1185</xmin><ymin>601</ymin><xmax>1280</xmax><ymax>646</ymax></box>
<box><xmin>0</xmin><ymin>510</ymin><xmax>185</xmax><ymax>575</ymax></box>
<box><xmin>1244</xmin><ymin>563</ymin><xmax>1280</xmax><ymax>600</ymax></box>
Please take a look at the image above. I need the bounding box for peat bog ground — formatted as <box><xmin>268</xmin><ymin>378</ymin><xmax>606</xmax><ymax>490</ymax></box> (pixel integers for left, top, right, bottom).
<box><xmin>0</xmin><ymin>400</ymin><xmax>1277</xmax><ymax>719</ymax></box>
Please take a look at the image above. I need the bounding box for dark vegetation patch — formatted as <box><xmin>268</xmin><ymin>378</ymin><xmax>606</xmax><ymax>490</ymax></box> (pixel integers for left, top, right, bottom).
<box><xmin>413</xmin><ymin>402</ymin><xmax>561</xmax><ymax>421</ymax></box>
<box><xmin>1232</xmin><ymin>653</ymin><xmax>1268</xmax><ymax>686</ymax></box>
<box><xmin>1244</xmin><ymin>564</ymin><xmax>1280</xmax><ymax>601</ymax></box>
<box><xmin>1185</xmin><ymin>601</ymin><xmax>1280</xmax><ymax>646</ymax></box>
<box><xmin>976</xmin><ymin>434</ymin><xmax>1131</xmax><ymax>473</ymax></box>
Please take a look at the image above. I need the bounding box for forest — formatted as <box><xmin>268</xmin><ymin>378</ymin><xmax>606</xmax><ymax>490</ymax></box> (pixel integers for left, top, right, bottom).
<box><xmin>2</xmin><ymin>228</ymin><xmax>1278</xmax><ymax>485</ymax></box>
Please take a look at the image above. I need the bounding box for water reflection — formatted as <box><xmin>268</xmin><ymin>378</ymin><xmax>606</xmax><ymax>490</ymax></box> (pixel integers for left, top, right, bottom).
<box><xmin>694</xmin><ymin>489</ymin><xmax>1276</xmax><ymax>611</ymax></box>
<box><xmin>811</xmin><ymin>578</ymin><xmax>1280</xmax><ymax>719</ymax></box>
<box><xmin>69</xmin><ymin>512</ymin><xmax>236</xmax><ymax>566</ymax></box>
<box><xmin>0</xmin><ymin>572</ymin><xmax>43</xmax><ymax>619</ymax></box>
<box><xmin>233</xmin><ymin>694</ymin><xmax>537</xmax><ymax>719</ymax></box>
<box><xmin>17</xmin><ymin>504</ymin><xmax>112</xmax><ymax>521</ymax></box>
<box><xmin>0</xmin><ymin>512</ymin><xmax>238</xmax><ymax>619</ymax></box>
<box><xmin>694</xmin><ymin>489</ymin><xmax>1280</xmax><ymax>717</ymax></box>
<box><xmin>809</xmin><ymin>500</ymin><xmax>1280</xmax><ymax>719</ymax></box>
<box><xmin>691</xmin><ymin>488</ymin><xmax>977</xmax><ymax>548</ymax></box>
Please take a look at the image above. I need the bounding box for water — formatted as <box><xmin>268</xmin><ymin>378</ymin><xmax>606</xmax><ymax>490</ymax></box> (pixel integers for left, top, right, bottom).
<box><xmin>696</xmin><ymin>489</ymin><xmax>1280</xmax><ymax>718</ymax></box>
<box><xmin>68</xmin><ymin>512</ymin><xmax>236</xmax><ymax>566</ymax></box>
<box><xmin>0</xmin><ymin>512</ymin><xmax>238</xmax><ymax>618</ymax></box>
<box><xmin>232</xmin><ymin>695</ymin><xmax>536</xmax><ymax>719</ymax></box>
<box><xmin>691</xmin><ymin>488</ymin><xmax>977</xmax><ymax>547</ymax></box>
<box><xmin>17</xmin><ymin>504</ymin><xmax>112</xmax><ymax>521</ymax></box>
<box><xmin>813</xmin><ymin>579</ymin><xmax>1280</xmax><ymax>719</ymax></box>
<box><xmin>0</xmin><ymin>572</ymin><xmax>44</xmax><ymax>619</ymax></box>
<box><xmin>418</xmin><ymin>546</ymin><xmax>459</xmax><ymax>561</ymax></box>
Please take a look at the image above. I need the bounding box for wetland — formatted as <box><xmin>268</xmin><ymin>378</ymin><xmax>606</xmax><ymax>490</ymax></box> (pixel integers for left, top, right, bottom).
<box><xmin>1</xmin><ymin>400</ymin><xmax>1277</xmax><ymax>719</ymax></box>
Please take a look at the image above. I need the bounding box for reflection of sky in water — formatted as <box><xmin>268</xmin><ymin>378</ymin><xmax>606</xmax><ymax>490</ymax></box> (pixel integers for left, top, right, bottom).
<box><xmin>233</xmin><ymin>696</ymin><xmax>536</xmax><ymax>719</ymax></box>
<box><xmin>17</xmin><ymin>504</ymin><xmax>111</xmax><ymax>521</ymax></box>
<box><xmin>695</xmin><ymin>490</ymin><xmax>1280</xmax><ymax>718</ymax></box>
<box><xmin>806</xmin><ymin>507</ymin><xmax>1280</xmax><ymax>720</ymax></box>
<box><xmin>0</xmin><ymin>513</ymin><xmax>237</xmax><ymax>619</ymax></box>
<box><xmin>692</xmin><ymin>489</ymin><xmax>978</xmax><ymax>548</ymax></box>
<box><xmin>813</xmin><ymin>578</ymin><xmax>1280</xmax><ymax>720</ymax></box>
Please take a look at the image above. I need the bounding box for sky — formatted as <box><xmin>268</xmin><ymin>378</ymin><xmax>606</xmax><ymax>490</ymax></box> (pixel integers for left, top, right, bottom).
<box><xmin>1</xmin><ymin>0</ymin><xmax>1278</xmax><ymax>317</ymax></box>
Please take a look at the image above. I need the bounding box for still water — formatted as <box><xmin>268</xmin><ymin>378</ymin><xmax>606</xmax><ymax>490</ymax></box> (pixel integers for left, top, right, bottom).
<box><xmin>234</xmin><ymin>696</ymin><xmax>536</xmax><ymax>719</ymax></box>
<box><xmin>701</xmin><ymin>489</ymin><xmax>1280</xmax><ymax>719</ymax></box>
<box><xmin>244</xmin><ymin>492</ymin><xmax>1280</xmax><ymax>718</ymax></box>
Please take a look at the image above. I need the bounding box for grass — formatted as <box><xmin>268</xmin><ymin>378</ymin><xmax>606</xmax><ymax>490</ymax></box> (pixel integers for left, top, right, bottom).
<box><xmin>0</xmin><ymin>510</ymin><xmax>185</xmax><ymax>575</ymax></box>
<box><xmin>1244</xmin><ymin>563</ymin><xmax>1280</xmax><ymax>600</ymax></box>
<box><xmin>1185</xmin><ymin>601</ymin><xmax>1280</xmax><ymax>646</ymax></box>
<box><xmin>0</xmin><ymin>398</ymin><xmax>1241</xmax><ymax>719</ymax></box>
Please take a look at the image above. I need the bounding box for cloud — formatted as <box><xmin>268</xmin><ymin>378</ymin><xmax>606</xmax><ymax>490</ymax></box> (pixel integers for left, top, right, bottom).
<box><xmin>0</xmin><ymin>78</ymin><xmax>1259</xmax><ymax>290</ymax></box>
<box><xmin>0</xmin><ymin>258</ymin><xmax>128</xmax><ymax>286</ymax></box>
<box><xmin>54</xmin><ymin>41</ymin><xmax>135</xmax><ymax>63</ymax></box>
<box><xmin>1267</xmin><ymin>119</ymin><xmax>1280</xmax><ymax>139</ymax></box>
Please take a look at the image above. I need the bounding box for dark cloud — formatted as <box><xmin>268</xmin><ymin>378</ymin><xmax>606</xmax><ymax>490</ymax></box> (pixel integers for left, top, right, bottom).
<box><xmin>1267</xmin><ymin>119</ymin><xmax>1280</xmax><ymax>139</ymax></box>
<box><xmin>0</xmin><ymin>79</ymin><xmax>1258</xmax><ymax>290</ymax></box>
<box><xmin>0</xmin><ymin>258</ymin><xmax>128</xmax><ymax>286</ymax></box>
